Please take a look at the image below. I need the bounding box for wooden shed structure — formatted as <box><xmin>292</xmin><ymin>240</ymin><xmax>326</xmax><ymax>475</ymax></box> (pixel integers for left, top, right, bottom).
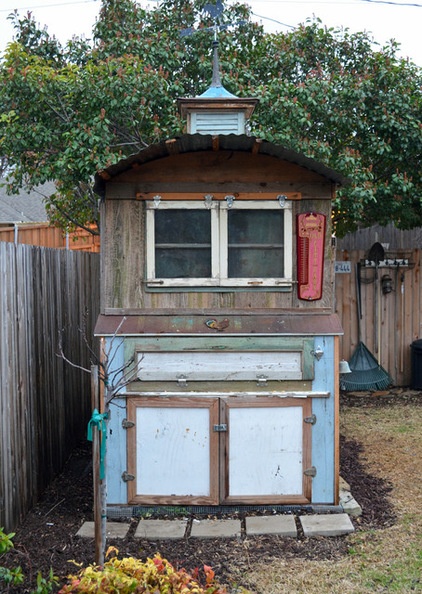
<box><xmin>94</xmin><ymin>48</ymin><xmax>348</xmax><ymax>509</ymax></box>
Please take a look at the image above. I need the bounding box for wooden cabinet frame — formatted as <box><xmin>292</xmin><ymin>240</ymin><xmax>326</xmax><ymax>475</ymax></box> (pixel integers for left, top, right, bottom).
<box><xmin>219</xmin><ymin>397</ymin><xmax>312</xmax><ymax>504</ymax></box>
<box><xmin>126</xmin><ymin>395</ymin><xmax>313</xmax><ymax>506</ymax></box>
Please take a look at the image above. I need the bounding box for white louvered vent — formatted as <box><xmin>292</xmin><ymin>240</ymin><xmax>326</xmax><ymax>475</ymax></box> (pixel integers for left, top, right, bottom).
<box><xmin>190</xmin><ymin>111</ymin><xmax>245</xmax><ymax>135</ymax></box>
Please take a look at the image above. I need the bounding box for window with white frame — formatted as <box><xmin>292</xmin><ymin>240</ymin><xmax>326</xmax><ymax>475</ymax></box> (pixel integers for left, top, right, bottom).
<box><xmin>146</xmin><ymin>197</ymin><xmax>292</xmax><ymax>288</ymax></box>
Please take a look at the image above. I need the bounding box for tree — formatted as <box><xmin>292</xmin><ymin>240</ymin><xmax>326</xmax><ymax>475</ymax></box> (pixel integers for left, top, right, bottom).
<box><xmin>0</xmin><ymin>1</ymin><xmax>421</xmax><ymax>236</ymax></box>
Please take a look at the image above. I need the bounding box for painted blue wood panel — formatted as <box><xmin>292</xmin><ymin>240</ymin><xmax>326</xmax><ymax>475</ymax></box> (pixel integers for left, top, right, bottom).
<box><xmin>103</xmin><ymin>337</ymin><xmax>128</xmax><ymax>504</ymax></box>
<box><xmin>311</xmin><ymin>336</ymin><xmax>336</xmax><ymax>504</ymax></box>
<box><xmin>105</xmin><ymin>334</ymin><xmax>338</xmax><ymax>506</ymax></box>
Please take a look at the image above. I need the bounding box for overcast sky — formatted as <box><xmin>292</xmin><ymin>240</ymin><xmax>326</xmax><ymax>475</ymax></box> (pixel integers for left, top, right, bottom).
<box><xmin>1</xmin><ymin>0</ymin><xmax>421</xmax><ymax>65</ymax></box>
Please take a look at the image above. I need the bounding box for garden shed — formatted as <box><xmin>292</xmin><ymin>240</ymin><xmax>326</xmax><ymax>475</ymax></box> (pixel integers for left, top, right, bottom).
<box><xmin>94</xmin><ymin>47</ymin><xmax>348</xmax><ymax>509</ymax></box>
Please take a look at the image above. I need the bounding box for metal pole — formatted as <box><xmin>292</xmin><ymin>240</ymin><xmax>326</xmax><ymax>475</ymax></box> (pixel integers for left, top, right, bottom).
<box><xmin>91</xmin><ymin>365</ymin><xmax>103</xmax><ymax>565</ymax></box>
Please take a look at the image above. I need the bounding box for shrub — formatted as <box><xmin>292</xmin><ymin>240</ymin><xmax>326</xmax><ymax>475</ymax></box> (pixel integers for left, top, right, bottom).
<box><xmin>59</xmin><ymin>547</ymin><xmax>233</xmax><ymax>593</ymax></box>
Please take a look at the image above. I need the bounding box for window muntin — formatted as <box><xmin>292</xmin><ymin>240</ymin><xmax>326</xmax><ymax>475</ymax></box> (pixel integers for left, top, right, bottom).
<box><xmin>146</xmin><ymin>199</ymin><xmax>292</xmax><ymax>287</ymax></box>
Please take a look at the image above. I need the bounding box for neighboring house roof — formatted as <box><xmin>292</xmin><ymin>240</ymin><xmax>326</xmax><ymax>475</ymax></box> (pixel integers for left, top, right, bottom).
<box><xmin>0</xmin><ymin>180</ymin><xmax>54</xmax><ymax>224</ymax></box>
<box><xmin>94</xmin><ymin>133</ymin><xmax>350</xmax><ymax>197</ymax></box>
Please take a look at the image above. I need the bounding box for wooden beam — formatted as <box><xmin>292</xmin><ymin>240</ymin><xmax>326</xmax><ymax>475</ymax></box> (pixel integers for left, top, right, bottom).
<box><xmin>135</xmin><ymin>191</ymin><xmax>302</xmax><ymax>201</ymax></box>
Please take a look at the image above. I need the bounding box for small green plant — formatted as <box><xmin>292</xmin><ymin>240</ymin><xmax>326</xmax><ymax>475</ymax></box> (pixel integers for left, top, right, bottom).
<box><xmin>59</xmin><ymin>547</ymin><xmax>239</xmax><ymax>593</ymax></box>
<box><xmin>0</xmin><ymin>527</ymin><xmax>25</xmax><ymax>589</ymax></box>
<box><xmin>1</xmin><ymin>527</ymin><xmax>58</xmax><ymax>594</ymax></box>
<box><xmin>0</xmin><ymin>528</ymin><xmax>15</xmax><ymax>554</ymax></box>
<box><xmin>33</xmin><ymin>568</ymin><xmax>60</xmax><ymax>594</ymax></box>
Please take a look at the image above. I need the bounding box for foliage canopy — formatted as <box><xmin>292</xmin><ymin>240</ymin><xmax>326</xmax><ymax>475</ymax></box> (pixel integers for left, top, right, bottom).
<box><xmin>0</xmin><ymin>0</ymin><xmax>421</xmax><ymax>236</ymax></box>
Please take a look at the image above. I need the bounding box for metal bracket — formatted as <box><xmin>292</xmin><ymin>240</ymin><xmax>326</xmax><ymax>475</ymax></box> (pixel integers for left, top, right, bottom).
<box><xmin>277</xmin><ymin>194</ymin><xmax>287</xmax><ymax>208</ymax></box>
<box><xmin>311</xmin><ymin>345</ymin><xmax>324</xmax><ymax>360</ymax></box>
<box><xmin>153</xmin><ymin>194</ymin><xmax>161</xmax><ymax>208</ymax></box>
<box><xmin>213</xmin><ymin>424</ymin><xmax>227</xmax><ymax>432</ymax></box>
<box><xmin>122</xmin><ymin>471</ymin><xmax>135</xmax><ymax>482</ymax></box>
<box><xmin>304</xmin><ymin>414</ymin><xmax>317</xmax><ymax>425</ymax></box>
<box><xmin>204</xmin><ymin>194</ymin><xmax>213</xmax><ymax>209</ymax></box>
<box><xmin>177</xmin><ymin>375</ymin><xmax>188</xmax><ymax>386</ymax></box>
<box><xmin>304</xmin><ymin>466</ymin><xmax>317</xmax><ymax>477</ymax></box>
<box><xmin>122</xmin><ymin>418</ymin><xmax>135</xmax><ymax>429</ymax></box>
<box><xmin>225</xmin><ymin>194</ymin><xmax>236</xmax><ymax>208</ymax></box>
<box><xmin>256</xmin><ymin>374</ymin><xmax>268</xmax><ymax>386</ymax></box>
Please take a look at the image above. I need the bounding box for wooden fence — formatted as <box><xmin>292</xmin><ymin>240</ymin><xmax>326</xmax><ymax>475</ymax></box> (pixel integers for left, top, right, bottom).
<box><xmin>0</xmin><ymin>242</ymin><xmax>100</xmax><ymax>531</ymax></box>
<box><xmin>335</xmin><ymin>247</ymin><xmax>421</xmax><ymax>387</ymax></box>
<box><xmin>0</xmin><ymin>223</ymin><xmax>100</xmax><ymax>252</ymax></box>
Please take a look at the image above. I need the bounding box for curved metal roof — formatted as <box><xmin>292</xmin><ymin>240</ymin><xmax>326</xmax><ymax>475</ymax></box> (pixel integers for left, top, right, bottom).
<box><xmin>94</xmin><ymin>133</ymin><xmax>349</xmax><ymax>197</ymax></box>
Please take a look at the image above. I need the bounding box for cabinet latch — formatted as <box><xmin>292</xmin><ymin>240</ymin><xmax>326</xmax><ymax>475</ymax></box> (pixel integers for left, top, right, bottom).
<box><xmin>122</xmin><ymin>418</ymin><xmax>135</xmax><ymax>429</ymax></box>
<box><xmin>304</xmin><ymin>414</ymin><xmax>317</xmax><ymax>425</ymax></box>
<box><xmin>256</xmin><ymin>374</ymin><xmax>268</xmax><ymax>386</ymax></box>
<box><xmin>213</xmin><ymin>424</ymin><xmax>227</xmax><ymax>432</ymax></box>
<box><xmin>177</xmin><ymin>375</ymin><xmax>188</xmax><ymax>387</ymax></box>
<box><xmin>304</xmin><ymin>466</ymin><xmax>317</xmax><ymax>477</ymax></box>
<box><xmin>122</xmin><ymin>471</ymin><xmax>135</xmax><ymax>482</ymax></box>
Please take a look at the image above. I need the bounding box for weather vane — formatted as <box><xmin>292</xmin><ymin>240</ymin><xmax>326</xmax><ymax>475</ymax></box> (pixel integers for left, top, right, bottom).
<box><xmin>180</xmin><ymin>0</ymin><xmax>244</xmax><ymax>40</ymax></box>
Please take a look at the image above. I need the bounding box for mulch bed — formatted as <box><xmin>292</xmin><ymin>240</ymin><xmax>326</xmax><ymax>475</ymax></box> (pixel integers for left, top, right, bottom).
<box><xmin>2</xmin><ymin>389</ymin><xmax>420</xmax><ymax>592</ymax></box>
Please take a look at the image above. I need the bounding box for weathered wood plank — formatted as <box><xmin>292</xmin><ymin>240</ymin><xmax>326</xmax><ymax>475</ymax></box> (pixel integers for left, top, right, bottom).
<box><xmin>0</xmin><ymin>243</ymin><xmax>100</xmax><ymax>531</ymax></box>
<box><xmin>335</xmin><ymin>248</ymin><xmax>421</xmax><ymax>386</ymax></box>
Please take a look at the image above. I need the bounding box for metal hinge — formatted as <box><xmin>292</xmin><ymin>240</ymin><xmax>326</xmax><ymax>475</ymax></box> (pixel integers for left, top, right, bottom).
<box><xmin>122</xmin><ymin>419</ymin><xmax>135</xmax><ymax>429</ymax></box>
<box><xmin>304</xmin><ymin>466</ymin><xmax>317</xmax><ymax>477</ymax></box>
<box><xmin>213</xmin><ymin>424</ymin><xmax>227</xmax><ymax>432</ymax></box>
<box><xmin>121</xmin><ymin>471</ymin><xmax>135</xmax><ymax>482</ymax></box>
<box><xmin>304</xmin><ymin>414</ymin><xmax>317</xmax><ymax>425</ymax></box>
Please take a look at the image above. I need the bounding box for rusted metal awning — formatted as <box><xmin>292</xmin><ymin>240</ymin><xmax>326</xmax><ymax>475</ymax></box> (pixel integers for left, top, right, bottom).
<box><xmin>94</xmin><ymin>134</ymin><xmax>349</xmax><ymax>197</ymax></box>
<box><xmin>95</xmin><ymin>312</ymin><xmax>343</xmax><ymax>336</ymax></box>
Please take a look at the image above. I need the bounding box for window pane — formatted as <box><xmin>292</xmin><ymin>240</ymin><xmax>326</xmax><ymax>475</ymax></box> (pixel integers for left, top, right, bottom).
<box><xmin>229</xmin><ymin>210</ymin><xmax>283</xmax><ymax>244</ymax></box>
<box><xmin>229</xmin><ymin>248</ymin><xmax>284</xmax><ymax>277</ymax></box>
<box><xmin>155</xmin><ymin>210</ymin><xmax>210</xmax><ymax>244</ymax></box>
<box><xmin>156</xmin><ymin>248</ymin><xmax>211</xmax><ymax>277</ymax></box>
<box><xmin>228</xmin><ymin>210</ymin><xmax>284</xmax><ymax>277</ymax></box>
<box><xmin>155</xmin><ymin>210</ymin><xmax>211</xmax><ymax>278</ymax></box>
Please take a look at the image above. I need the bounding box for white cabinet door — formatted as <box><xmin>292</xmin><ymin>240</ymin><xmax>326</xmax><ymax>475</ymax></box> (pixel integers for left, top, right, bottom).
<box><xmin>127</xmin><ymin>397</ymin><xmax>219</xmax><ymax>505</ymax></box>
<box><xmin>223</xmin><ymin>398</ymin><xmax>312</xmax><ymax>504</ymax></box>
<box><xmin>127</xmin><ymin>397</ymin><xmax>312</xmax><ymax>505</ymax></box>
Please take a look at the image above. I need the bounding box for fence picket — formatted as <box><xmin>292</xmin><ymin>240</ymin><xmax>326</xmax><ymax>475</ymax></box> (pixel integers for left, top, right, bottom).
<box><xmin>0</xmin><ymin>242</ymin><xmax>99</xmax><ymax>531</ymax></box>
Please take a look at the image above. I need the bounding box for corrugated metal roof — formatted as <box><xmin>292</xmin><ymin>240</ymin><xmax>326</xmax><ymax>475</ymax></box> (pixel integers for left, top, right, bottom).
<box><xmin>94</xmin><ymin>134</ymin><xmax>350</xmax><ymax>197</ymax></box>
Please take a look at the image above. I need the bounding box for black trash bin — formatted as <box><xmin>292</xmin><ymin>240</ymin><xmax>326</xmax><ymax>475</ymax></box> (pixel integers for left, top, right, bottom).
<box><xmin>410</xmin><ymin>339</ymin><xmax>422</xmax><ymax>389</ymax></box>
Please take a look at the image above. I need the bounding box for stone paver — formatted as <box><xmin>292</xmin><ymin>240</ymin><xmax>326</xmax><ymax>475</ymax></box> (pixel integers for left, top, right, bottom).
<box><xmin>299</xmin><ymin>513</ymin><xmax>355</xmax><ymax>537</ymax></box>
<box><xmin>76</xmin><ymin>521</ymin><xmax>130</xmax><ymax>538</ymax></box>
<box><xmin>339</xmin><ymin>477</ymin><xmax>362</xmax><ymax>517</ymax></box>
<box><xmin>134</xmin><ymin>519</ymin><xmax>187</xmax><ymax>540</ymax></box>
<box><xmin>190</xmin><ymin>518</ymin><xmax>241</xmax><ymax>538</ymax></box>
<box><xmin>76</xmin><ymin>513</ymin><xmax>355</xmax><ymax>540</ymax></box>
<box><xmin>245</xmin><ymin>515</ymin><xmax>297</xmax><ymax>537</ymax></box>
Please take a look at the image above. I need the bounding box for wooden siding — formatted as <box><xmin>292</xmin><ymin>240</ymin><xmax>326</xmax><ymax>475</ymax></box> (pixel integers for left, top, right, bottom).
<box><xmin>0</xmin><ymin>223</ymin><xmax>100</xmax><ymax>252</ymax></box>
<box><xmin>101</xmin><ymin>198</ymin><xmax>334</xmax><ymax>312</ymax></box>
<box><xmin>335</xmin><ymin>248</ymin><xmax>421</xmax><ymax>387</ymax></box>
<box><xmin>337</xmin><ymin>223</ymin><xmax>422</xmax><ymax>251</ymax></box>
<box><xmin>0</xmin><ymin>242</ymin><xmax>100</xmax><ymax>531</ymax></box>
<box><xmin>111</xmin><ymin>151</ymin><xmax>334</xmax><ymax>186</ymax></box>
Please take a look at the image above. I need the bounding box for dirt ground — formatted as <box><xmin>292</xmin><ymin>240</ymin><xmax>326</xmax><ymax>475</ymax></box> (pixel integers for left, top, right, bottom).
<box><xmin>1</xmin><ymin>388</ymin><xmax>420</xmax><ymax>593</ymax></box>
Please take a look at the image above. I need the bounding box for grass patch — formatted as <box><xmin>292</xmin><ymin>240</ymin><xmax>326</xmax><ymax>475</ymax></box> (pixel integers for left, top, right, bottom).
<box><xmin>242</xmin><ymin>398</ymin><xmax>422</xmax><ymax>593</ymax></box>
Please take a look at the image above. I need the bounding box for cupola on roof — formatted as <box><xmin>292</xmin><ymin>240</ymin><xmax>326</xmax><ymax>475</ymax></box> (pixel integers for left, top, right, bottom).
<box><xmin>177</xmin><ymin>40</ymin><xmax>258</xmax><ymax>135</ymax></box>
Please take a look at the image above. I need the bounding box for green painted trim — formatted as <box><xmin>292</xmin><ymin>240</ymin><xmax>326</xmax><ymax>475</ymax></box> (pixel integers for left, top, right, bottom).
<box><xmin>123</xmin><ymin>336</ymin><xmax>315</xmax><ymax>380</ymax></box>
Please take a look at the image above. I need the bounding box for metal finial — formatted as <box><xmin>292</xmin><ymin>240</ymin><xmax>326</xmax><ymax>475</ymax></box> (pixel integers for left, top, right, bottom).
<box><xmin>211</xmin><ymin>40</ymin><xmax>222</xmax><ymax>88</ymax></box>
